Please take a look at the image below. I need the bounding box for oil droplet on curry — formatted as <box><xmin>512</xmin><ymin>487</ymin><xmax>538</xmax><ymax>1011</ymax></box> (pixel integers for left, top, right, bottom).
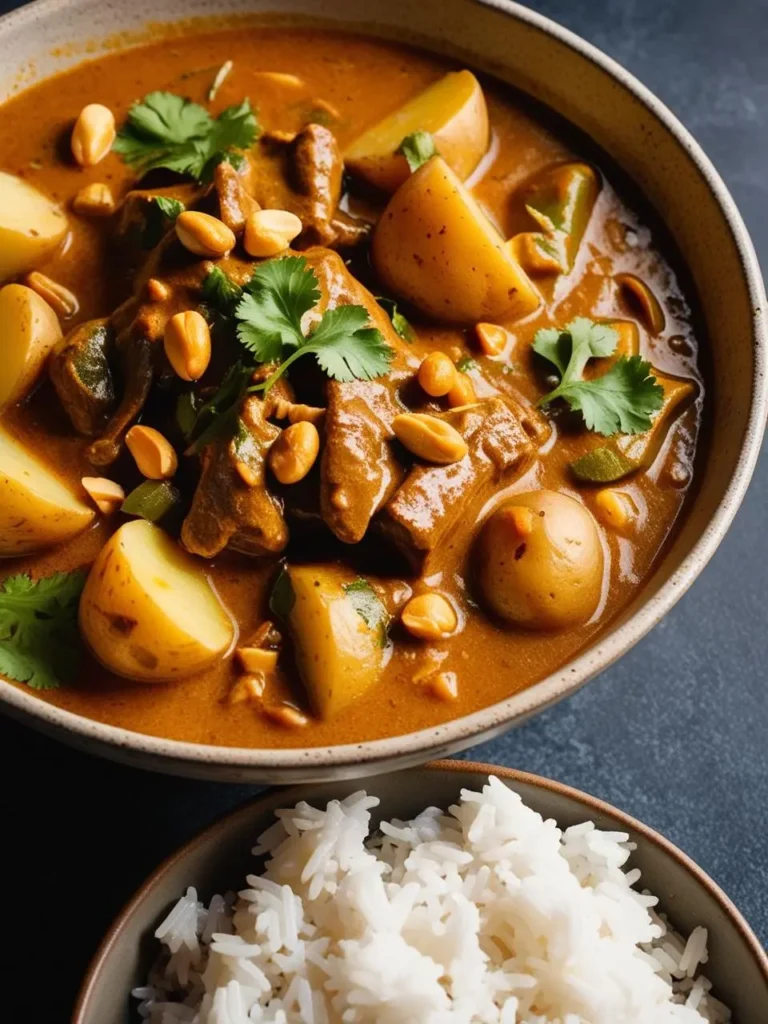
<box><xmin>0</xmin><ymin>27</ymin><xmax>703</xmax><ymax>748</ymax></box>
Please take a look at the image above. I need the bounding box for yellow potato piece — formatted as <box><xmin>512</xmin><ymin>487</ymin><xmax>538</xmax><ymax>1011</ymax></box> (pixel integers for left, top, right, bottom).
<box><xmin>0</xmin><ymin>171</ymin><xmax>68</xmax><ymax>283</ymax></box>
<box><xmin>0</xmin><ymin>426</ymin><xmax>94</xmax><ymax>556</ymax></box>
<box><xmin>0</xmin><ymin>283</ymin><xmax>63</xmax><ymax>411</ymax></box>
<box><xmin>79</xmin><ymin>520</ymin><xmax>234</xmax><ymax>683</ymax></box>
<box><xmin>372</xmin><ymin>156</ymin><xmax>540</xmax><ymax>325</ymax></box>
<box><xmin>285</xmin><ymin>565</ymin><xmax>387</xmax><ymax>718</ymax></box>
<box><xmin>345</xmin><ymin>70</ymin><xmax>489</xmax><ymax>193</ymax></box>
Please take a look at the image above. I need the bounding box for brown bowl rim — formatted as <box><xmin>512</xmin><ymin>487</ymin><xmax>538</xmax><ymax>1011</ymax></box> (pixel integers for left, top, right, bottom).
<box><xmin>72</xmin><ymin>759</ymin><xmax>768</xmax><ymax>1022</ymax></box>
<box><xmin>0</xmin><ymin>0</ymin><xmax>766</xmax><ymax>776</ymax></box>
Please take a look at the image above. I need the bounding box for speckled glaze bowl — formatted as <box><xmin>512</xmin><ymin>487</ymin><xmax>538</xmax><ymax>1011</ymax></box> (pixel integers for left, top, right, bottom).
<box><xmin>0</xmin><ymin>0</ymin><xmax>766</xmax><ymax>782</ymax></box>
<box><xmin>73</xmin><ymin>761</ymin><xmax>768</xmax><ymax>1023</ymax></box>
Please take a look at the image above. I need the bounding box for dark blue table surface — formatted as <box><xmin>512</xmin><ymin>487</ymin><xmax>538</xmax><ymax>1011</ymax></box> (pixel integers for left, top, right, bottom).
<box><xmin>1</xmin><ymin>0</ymin><xmax>766</xmax><ymax>1018</ymax></box>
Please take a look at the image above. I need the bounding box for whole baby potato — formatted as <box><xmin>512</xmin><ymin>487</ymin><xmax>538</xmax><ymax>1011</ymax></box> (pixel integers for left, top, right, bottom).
<box><xmin>371</xmin><ymin>156</ymin><xmax>539</xmax><ymax>325</ymax></box>
<box><xmin>79</xmin><ymin>520</ymin><xmax>234</xmax><ymax>682</ymax></box>
<box><xmin>0</xmin><ymin>283</ymin><xmax>63</xmax><ymax>411</ymax></box>
<box><xmin>475</xmin><ymin>489</ymin><xmax>604</xmax><ymax>630</ymax></box>
<box><xmin>0</xmin><ymin>171</ymin><xmax>68</xmax><ymax>283</ymax></box>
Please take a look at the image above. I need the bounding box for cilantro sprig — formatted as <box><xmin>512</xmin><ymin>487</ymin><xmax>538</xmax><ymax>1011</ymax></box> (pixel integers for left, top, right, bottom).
<box><xmin>533</xmin><ymin>317</ymin><xmax>664</xmax><ymax>436</ymax></box>
<box><xmin>113</xmin><ymin>92</ymin><xmax>258</xmax><ymax>182</ymax></box>
<box><xmin>0</xmin><ymin>570</ymin><xmax>86</xmax><ymax>689</ymax></box>
<box><xmin>235</xmin><ymin>256</ymin><xmax>394</xmax><ymax>393</ymax></box>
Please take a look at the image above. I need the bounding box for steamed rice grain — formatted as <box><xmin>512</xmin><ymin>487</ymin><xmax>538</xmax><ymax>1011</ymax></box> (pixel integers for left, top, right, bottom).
<box><xmin>133</xmin><ymin>777</ymin><xmax>729</xmax><ymax>1023</ymax></box>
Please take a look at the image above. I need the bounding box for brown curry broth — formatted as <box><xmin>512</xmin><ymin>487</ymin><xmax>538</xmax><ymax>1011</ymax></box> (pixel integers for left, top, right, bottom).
<box><xmin>0</xmin><ymin>28</ymin><xmax>701</xmax><ymax>748</ymax></box>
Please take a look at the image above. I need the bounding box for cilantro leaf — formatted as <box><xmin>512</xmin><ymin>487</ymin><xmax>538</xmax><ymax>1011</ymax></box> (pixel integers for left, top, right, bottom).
<box><xmin>114</xmin><ymin>91</ymin><xmax>258</xmax><ymax>182</ymax></box>
<box><xmin>183</xmin><ymin>361</ymin><xmax>253</xmax><ymax>453</ymax></box>
<box><xmin>0</xmin><ymin>570</ymin><xmax>86</xmax><ymax>689</ymax></box>
<box><xmin>397</xmin><ymin>130</ymin><xmax>438</xmax><ymax>172</ymax></box>
<box><xmin>534</xmin><ymin>317</ymin><xmax>663</xmax><ymax>436</ymax></box>
<box><xmin>456</xmin><ymin>356</ymin><xmax>479</xmax><ymax>373</ymax></box>
<box><xmin>202</xmin><ymin>266</ymin><xmax>243</xmax><ymax>315</ymax></box>
<box><xmin>269</xmin><ymin>567</ymin><xmax>295</xmax><ymax>620</ymax></box>
<box><xmin>342</xmin><ymin>578</ymin><xmax>390</xmax><ymax>647</ymax></box>
<box><xmin>376</xmin><ymin>296</ymin><xmax>415</xmax><ymax>342</ymax></box>
<box><xmin>142</xmin><ymin>195</ymin><xmax>186</xmax><ymax>248</ymax></box>
<box><xmin>236</xmin><ymin>256</ymin><xmax>320</xmax><ymax>362</ymax></box>
<box><xmin>546</xmin><ymin>355</ymin><xmax>665</xmax><ymax>436</ymax></box>
<box><xmin>310</xmin><ymin>313</ymin><xmax>394</xmax><ymax>383</ymax></box>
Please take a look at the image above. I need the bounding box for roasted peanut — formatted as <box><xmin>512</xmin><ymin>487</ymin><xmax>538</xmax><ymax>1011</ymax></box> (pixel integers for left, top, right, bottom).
<box><xmin>287</xmin><ymin>403</ymin><xmax>325</xmax><ymax>426</ymax></box>
<box><xmin>228</xmin><ymin>673</ymin><xmax>266</xmax><ymax>705</ymax></box>
<box><xmin>446</xmin><ymin>371</ymin><xmax>476</xmax><ymax>408</ymax></box>
<box><xmin>401</xmin><ymin>592</ymin><xmax>458</xmax><ymax>641</ymax></box>
<box><xmin>392</xmin><ymin>413</ymin><xmax>467</xmax><ymax>464</ymax></box>
<box><xmin>175</xmin><ymin>211</ymin><xmax>235</xmax><ymax>258</ymax></box>
<box><xmin>72</xmin><ymin>182</ymin><xmax>116</xmax><ymax>217</ymax></box>
<box><xmin>24</xmin><ymin>271</ymin><xmax>78</xmax><ymax>319</ymax></box>
<box><xmin>71</xmin><ymin>104</ymin><xmax>115</xmax><ymax>167</ymax></box>
<box><xmin>475</xmin><ymin>322</ymin><xmax>508</xmax><ymax>356</ymax></box>
<box><xmin>268</xmin><ymin>421</ymin><xmax>320</xmax><ymax>484</ymax></box>
<box><xmin>429</xmin><ymin>671</ymin><xmax>458</xmax><ymax>702</ymax></box>
<box><xmin>595</xmin><ymin>488</ymin><xmax>634</xmax><ymax>531</ymax></box>
<box><xmin>418</xmin><ymin>352</ymin><xmax>457</xmax><ymax>397</ymax></box>
<box><xmin>164</xmin><ymin>310</ymin><xmax>211</xmax><ymax>382</ymax></box>
<box><xmin>244</xmin><ymin>209</ymin><xmax>303</xmax><ymax>257</ymax></box>
<box><xmin>252</xmin><ymin>71</ymin><xmax>306</xmax><ymax>89</ymax></box>
<box><xmin>147</xmin><ymin>278</ymin><xmax>170</xmax><ymax>302</ymax></box>
<box><xmin>81</xmin><ymin>476</ymin><xmax>125</xmax><ymax>515</ymax></box>
<box><xmin>125</xmin><ymin>425</ymin><xmax>178</xmax><ymax>480</ymax></box>
<box><xmin>237</xmin><ymin>646</ymin><xmax>279</xmax><ymax>674</ymax></box>
<box><xmin>263</xmin><ymin>703</ymin><xmax>309</xmax><ymax>727</ymax></box>
<box><xmin>616</xmin><ymin>273</ymin><xmax>665</xmax><ymax>335</ymax></box>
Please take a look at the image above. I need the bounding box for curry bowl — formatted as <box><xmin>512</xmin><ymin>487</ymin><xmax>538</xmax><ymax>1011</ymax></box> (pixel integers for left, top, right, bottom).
<box><xmin>0</xmin><ymin>0</ymin><xmax>765</xmax><ymax>782</ymax></box>
<box><xmin>73</xmin><ymin>760</ymin><xmax>768</xmax><ymax>1023</ymax></box>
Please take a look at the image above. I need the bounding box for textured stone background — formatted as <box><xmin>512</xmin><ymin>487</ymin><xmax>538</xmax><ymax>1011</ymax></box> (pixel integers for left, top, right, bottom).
<box><xmin>0</xmin><ymin>0</ymin><xmax>766</xmax><ymax>1017</ymax></box>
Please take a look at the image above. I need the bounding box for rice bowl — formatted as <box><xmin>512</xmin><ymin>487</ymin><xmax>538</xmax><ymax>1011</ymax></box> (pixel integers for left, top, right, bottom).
<box><xmin>133</xmin><ymin>776</ymin><xmax>729</xmax><ymax>1023</ymax></box>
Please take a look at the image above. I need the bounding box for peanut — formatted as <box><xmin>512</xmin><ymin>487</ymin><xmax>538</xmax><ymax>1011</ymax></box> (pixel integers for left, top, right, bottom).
<box><xmin>475</xmin><ymin>322</ymin><xmax>508</xmax><ymax>356</ymax></box>
<box><xmin>244</xmin><ymin>209</ymin><xmax>302</xmax><ymax>258</ymax></box>
<box><xmin>228</xmin><ymin>673</ymin><xmax>266</xmax><ymax>705</ymax></box>
<box><xmin>595</xmin><ymin>488</ymin><xmax>634</xmax><ymax>531</ymax></box>
<box><xmin>81</xmin><ymin>476</ymin><xmax>125</xmax><ymax>515</ymax></box>
<box><xmin>164</xmin><ymin>310</ymin><xmax>211</xmax><ymax>381</ymax></box>
<box><xmin>71</xmin><ymin>104</ymin><xmax>115</xmax><ymax>167</ymax></box>
<box><xmin>175</xmin><ymin>211</ymin><xmax>235</xmax><ymax>258</ymax></box>
<box><xmin>268</xmin><ymin>421</ymin><xmax>320</xmax><ymax>484</ymax></box>
<box><xmin>72</xmin><ymin>182</ymin><xmax>116</xmax><ymax>217</ymax></box>
<box><xmin>446</xmin><ymin>371</ymin><xmax>476</xmax><ymax>409</ymax></box>
<box><xmin>402</xmin><ymin>593</ymin><xmax>458</xmax><ymax>641</ymax></box>
<box><xmin>392</xmin><ymin>413</ymin><xmax>467</xmax><ymax>465</ymax></box>
<box><xmin>252</xmin><ymin>71</ymin><xmax>306</xmax><ymax>89</ymax></box>
<box><xmin>24</xmin><ymin>271</ymin><xmax>78</xmax><ymax>319</ymax></box>
<box><xmin>616</xmin><ymin>273</ymin><xmax>665</xmax><ymax>335</ymax></box>
<box><xmin>263</xmin><ymin>703</ymin><xmax>309</xmax><ymax>728</ymax></box>
<box><xmin>146</xmin><ymin>278</ymin><xmax>170</xmax><ymax>302</ymax></box>
<box><xmin>237</xmin><ymin>646</ymin><xmax>279</xmax><ymax>674</ymax></box>
<box><xmin>429</xmin><ymin>671</ymin><xmax>458</xmax><ymax>702</ymax></box>
<box><xmin>125</xmin><ymin>425</ymin><xmax>178</xmax><ymax>480</ymax></box>
<box><xmin>418</xmin><ymin>352</ymin><xmax>457</xmax><ymax>397</ymax></box>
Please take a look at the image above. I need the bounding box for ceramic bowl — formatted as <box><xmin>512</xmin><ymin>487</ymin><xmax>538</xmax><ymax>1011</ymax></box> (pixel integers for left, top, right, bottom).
<box><xmin>0</xmin><ymin>0</ymin><xmax>766</xmax><ymax>782</ymax></box>
<box><xmin>73</xmin><ymin>760</ymin><xmax>768</xmax><ymax>1023</ymax></box>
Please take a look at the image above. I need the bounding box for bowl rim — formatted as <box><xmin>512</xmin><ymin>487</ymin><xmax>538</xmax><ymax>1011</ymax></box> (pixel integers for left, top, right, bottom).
<box><xmin>72</xmin><ymin>758</ymin><xmax>768</xmax><ymax>1022</ymax></box>
<box><xmin>1</xmin><ymin>0</ymin><xmax>767</xmax><ymax>775</ymax></box>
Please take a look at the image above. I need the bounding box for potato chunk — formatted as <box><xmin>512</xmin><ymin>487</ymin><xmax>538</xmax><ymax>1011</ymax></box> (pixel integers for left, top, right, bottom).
<box><xmin>345</xmin><ymin>70</ymin><xmax>489</xmax><ymax>193</ymax></box>
<box><xmin>79</xmin><ymin>520</ymin><xmax>234</xmax><ymax>683</ymax></box>
<box><xmin>277</xmin><ymin>565</ymin><xmax>388</xmax><ymax>718</ymax></box>
<box><xmin>0</xmin><ymin>426</ymin><xmax>94</xmax><ymax>556</ymax></box>
<box><xmin>0</xmin><ymin>172</ymin><xmax>68</xmax><ymax>283</ymax></box>
<box><xmin>0</xmin><ymin>284</ymin><xmax>63</xmax><ymax>411</ymax></box>
<box><xmin>372</xmin><ymin>156</ymin><xmax>540</xmax><ymax>324</ymax></box>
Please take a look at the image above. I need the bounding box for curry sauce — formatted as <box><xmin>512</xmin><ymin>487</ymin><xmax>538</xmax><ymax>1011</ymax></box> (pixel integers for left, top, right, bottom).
<box><xmin>0</xmin><ymin>27</ymin><xmax>702</xmax><ymax>748</ymax></box>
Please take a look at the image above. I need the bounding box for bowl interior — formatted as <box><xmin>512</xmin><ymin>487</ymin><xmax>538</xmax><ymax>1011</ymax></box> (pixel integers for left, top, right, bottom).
<box><xmin>74</xmin><ymin>761</ymin><xmax>768</xmax><ymax>1024</ymax></box>
<box><xmin>0</xmin><ymin>0</ymin><xmax>765</xmax><ymax>780</ymax></box>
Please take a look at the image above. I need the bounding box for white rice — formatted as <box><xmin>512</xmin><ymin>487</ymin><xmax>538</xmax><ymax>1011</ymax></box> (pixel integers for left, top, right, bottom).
<box><xmin>133</xmin><ymin>776</ymin><xmax>729</xmax><ymax>1023</ymax></box>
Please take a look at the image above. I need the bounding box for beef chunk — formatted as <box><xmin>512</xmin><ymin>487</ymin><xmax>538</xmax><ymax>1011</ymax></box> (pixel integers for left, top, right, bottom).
<box><xmin>301</xmin><ymin>248</ymin><xmax>419</xmax><ymax>544</ymax></box>
<box><xmin>247</xmin><ymin>126</ymin><xmax>370</xmax><ymax>249</ymax></box>
<box><xmin>49</xmin><ymin>318</ymin><xmax>116</xmax><ymax>436</ymax></box>
<box><xmin>213</xmin><ymin>160</ymin><xmax>261</xmax><ymax>236</ymax></box>
<box><xmin>379</xmin><ymin>398</ymin><xmax>535</xmax><ymax>574</ymax></box>
<box><xmin>182</xmin><ymin>396</ymin><xmax>288</xmax><ymax>558</ymax></box>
